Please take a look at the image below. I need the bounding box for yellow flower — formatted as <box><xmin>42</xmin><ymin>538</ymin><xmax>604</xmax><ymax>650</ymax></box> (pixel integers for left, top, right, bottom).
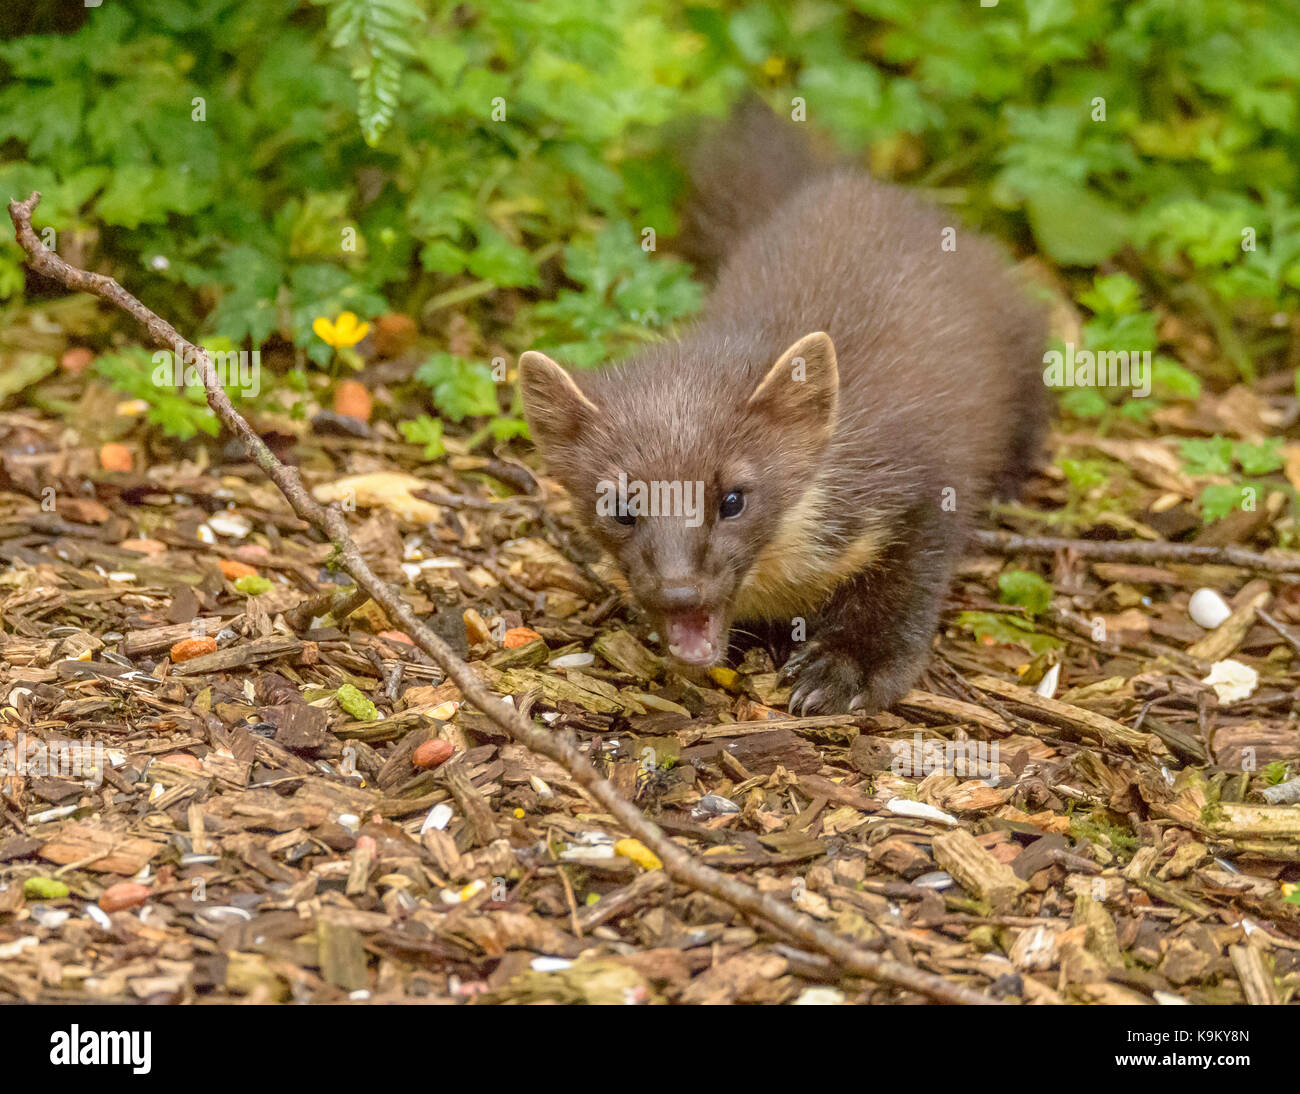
<box><xmin>312</xmin><ymin>311</ymin><xmax>371</xmax><ymax>348</ymax></box>
<box><xmin>614</xmin><ymin>838</ymin><xmax>662</xmax><ymax>871</ymax></box>
<box><xmin>762</xmin><ymin>55</ymin><xmax>786</xmax><ymax>78</ymax></box>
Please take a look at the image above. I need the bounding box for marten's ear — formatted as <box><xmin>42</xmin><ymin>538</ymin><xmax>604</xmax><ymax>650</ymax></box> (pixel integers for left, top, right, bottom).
<box><xmin>745</xmin><ymin>331</ymin><xmax>838</xmax><ymax>444</ymax></box>
<box><xmin>518</xmin><ymin>351</ymin><xmax>601</xmax><ymax>455</ymax></box>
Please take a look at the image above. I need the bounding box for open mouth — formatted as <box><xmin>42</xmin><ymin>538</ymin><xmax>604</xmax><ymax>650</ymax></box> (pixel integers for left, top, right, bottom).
<box><xmin>663</xmin><ymin>609</ymin><xmax>725</xmax><ymax>666</ymax></box>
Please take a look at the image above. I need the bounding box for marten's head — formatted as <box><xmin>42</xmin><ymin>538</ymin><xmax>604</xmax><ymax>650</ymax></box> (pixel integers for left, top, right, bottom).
<box><xmin>519</xmin><ymin>331</ymin><xmax>838</xmax><ymax>666</ymax></box>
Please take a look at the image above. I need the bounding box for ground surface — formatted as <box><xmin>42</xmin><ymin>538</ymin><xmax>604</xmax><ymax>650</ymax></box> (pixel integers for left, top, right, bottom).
<box><xmin>2</xmin><ymin>362</ymin><xmax>1300</xmax><ymax>1005</ymax></box>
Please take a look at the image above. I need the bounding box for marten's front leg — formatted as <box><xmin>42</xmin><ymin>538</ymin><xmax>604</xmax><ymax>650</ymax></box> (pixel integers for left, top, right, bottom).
<box><xmin>780</xmin><ymin>505</ymin><xmax>964</xmax><ymax>715</ymax></box>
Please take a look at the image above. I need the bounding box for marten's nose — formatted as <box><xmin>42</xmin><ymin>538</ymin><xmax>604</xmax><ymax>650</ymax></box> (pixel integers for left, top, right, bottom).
<box><xmin>656</xmin><ymin>582</ymin><xmax>703</xmax><ymax>612</ymax></box>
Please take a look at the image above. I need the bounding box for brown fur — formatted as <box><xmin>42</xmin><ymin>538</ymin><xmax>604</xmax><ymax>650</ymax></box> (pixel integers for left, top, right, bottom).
<box><xmin>520</xmin><ymin>102</ymin><xmax>1048</xmax><ymax>713</ymax></box>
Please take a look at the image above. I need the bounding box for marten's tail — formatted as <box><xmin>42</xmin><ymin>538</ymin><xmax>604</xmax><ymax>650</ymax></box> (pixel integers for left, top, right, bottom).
<box><xmin>677</xmin><ymin>96</ymin><xmax>822</xmax><ymax>278</ymax></box>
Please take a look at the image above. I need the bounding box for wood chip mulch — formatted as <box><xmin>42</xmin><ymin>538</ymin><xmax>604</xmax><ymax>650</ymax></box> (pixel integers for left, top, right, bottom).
<box><xmin>2</xmin><ymin>408</ymin><xmax>1299</xmax><ymax>1006</ymax></box>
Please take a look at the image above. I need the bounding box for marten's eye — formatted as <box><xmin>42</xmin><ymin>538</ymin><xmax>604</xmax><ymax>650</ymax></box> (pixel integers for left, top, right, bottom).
<box><xmin>720</xmin><ymin>488</ymin><xmax>745</xmax><ymax>519</ymax></box>
<box><xmin>613</xmin><ymin>507</ymin><xmax>637</xmax><ymax>527</ymax></box>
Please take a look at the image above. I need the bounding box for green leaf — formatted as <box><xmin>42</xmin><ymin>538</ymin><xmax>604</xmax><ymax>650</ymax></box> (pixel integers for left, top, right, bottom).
<box><xmin>954</xmin><ymin>612</ymin><xmax>1063</xmax><ymax>656</ymax></box>
<box><xmin>997</xmin><ymin>570</ymin><xmax>1053</xmax><ymax>618</ymax></box>
<box><xmin>1262</xmin><ymin>761</ymin><xmax>1289</xmax><ymax>786</ymax></box>
<box><xmin>488</xmin><ymin>416</ymin><xmax>530</xmax><ymax>443</ymax></box>
<box><xmin>414</xmin><ymin>353</ymin><xmax>501</xmax><ymax>421</ymax></box>
<box><xmin>94</xmin><ymin>350</ymin><xmax>220</xmax><ymax>441</ymax></box>
<box><xmin>0</xmin><ymin>352</ymin><xmax>57</xmax><ymax>404</ymax></box>
<box><xmin>1152</xmin><ymin>357</ymin><xmax>1202</xmax><ymax>401</ymax></box>
<box><xmin>1024</xmin><ymin>185</ymin><xmax>1132</xmax><ymax>266</ymax></box>
<box><xmin>398</xmin><ymin>414</ymin><xmax>446</xmax><ymax>459</ymax></box>
<box><xmin>1233</xmin><ymin>439</ymin><xmax>1284</xmax><ymax>476</ymax></box>
<box><xmin>1058</xmin><ymin>387</ymin><xmax>1108</xmax><ymax>420</ymax></box>
<box><xmin>1180</xmin><ymin>436</ymin><xmax>1234</xmax><ymax>476</ymax></box>
<box><xmin>1198</xmin><ymin>483</ymin><xmax>1245</xmax><ymax>523</ymax></box>
<box><xmin>1078</xmin><ymin>273</ymin><xmax>1143</xmax><ymax>317</ymax></box>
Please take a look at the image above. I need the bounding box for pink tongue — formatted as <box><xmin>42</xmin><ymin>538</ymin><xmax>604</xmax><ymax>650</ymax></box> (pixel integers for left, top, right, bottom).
<box><xmin>664</xmin><ymin>611</ymin><xmax>715</xmax><ymax>665</ymax></box>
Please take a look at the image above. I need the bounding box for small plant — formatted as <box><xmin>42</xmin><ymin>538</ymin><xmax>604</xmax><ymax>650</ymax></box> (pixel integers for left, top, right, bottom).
<box><xmin>997</xmin><ymin>570</ymin><xmax>1053</xmax><ymax>618</ymax></box>
<box><xmin>1262</xmin><ymin>761</ymin><xmax>1289</xmax><ymax>786</ymax></box>
<box><xmin>1178</xmin><ymin>435</ymin><xmax>1292</xmax><ymax>524</ymax></box>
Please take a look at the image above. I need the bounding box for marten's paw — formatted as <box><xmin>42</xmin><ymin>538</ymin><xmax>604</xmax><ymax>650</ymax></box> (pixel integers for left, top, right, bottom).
<box><xmin>780</xmin><ymin>641</ymin><xmax>915</xmax><ymax>715</ymax></box>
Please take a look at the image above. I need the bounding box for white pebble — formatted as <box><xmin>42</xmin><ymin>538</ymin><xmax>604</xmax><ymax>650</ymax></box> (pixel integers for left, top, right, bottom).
<box><xmin>420</xmin><ymin>803</ymin><xmax>454</xmax><ymax>834</ymax></box>
<box><xmin>530</xmin><ymin>956</ymin><xmax>573</xmax><ymax>973</ymax></box>
<box><xmin>26</xmin><ymin>805</ymin><xmax>79</xmax><ymax>825</ymax></box>
<box><xmin>196</xmin><ymin>906</ymin><xmax>252</xmax><ymax>928</ymax></box>
<box><xmin>1202</xmin><ymin>658</ymin><xmax>1259</xmax><ymax>704</ymax></box>
<box><xmin>208</xmin><ymin>512</ymin><xmax>251</xmax><ymax>538</ymax></box>
<box><xmin>1189</xmin><ymin>588</ymin><xmax>1232</xmax><ymax>629</ymax></box>
<box><xmin>549</xmin><ymin>652</ymin><xmax>594</xmax><ymax>669</ymax></box>
<box><xmin>0</xmin><ymin>936</ymin><xmax>38</xmax><ymax>959</ymax></box>
<box><xmin>1035</xmin><ymin>662</ymin><xmax>1060</xmax><ymax>699</ymax></box>
<box><xmin>560</xmin><ymin>843</ymin><xmax>615</xmax><ymax>860</ymax></box>
<box><xmin>794</xmin><ymin>986</ymin><xmax>845</xmax><ymax>1005</ymax></box>
<box><xmin>913</xmin><ymin>870</ymin><xmax>955</xmax><ymax>890</ymax></box>
<box><xmin>29</xmin><ymin>906</ymin><xmax>70</xmax><ymax>930</ymax></box>
<box><xmin>337</xmin><ymin>813</ymin><xmax>361</xmax><ymax>833</ymax></box>
<box><xmin>884</xmin><ymin>798</ymin><xmax>959</xmax><ymax>826</ymax></box>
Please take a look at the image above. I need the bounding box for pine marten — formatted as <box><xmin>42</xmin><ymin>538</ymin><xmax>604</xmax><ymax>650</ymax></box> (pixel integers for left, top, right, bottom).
<box><xmin>519</xmin><ymin>101</ymin><xmax>1048</xmax><ymax>714</ymax></box>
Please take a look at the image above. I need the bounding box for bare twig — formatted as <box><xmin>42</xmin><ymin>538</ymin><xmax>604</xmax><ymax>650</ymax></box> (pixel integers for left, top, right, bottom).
<box><xmin>974</xmin><ymin>530</ymin><xmax>1300</xmax><ymax>575</ymax></box>
<box><xmin>284</xmin><ymin>584</ymin><xmax>372</xmax><ymax>631</ymax></box>
<box><xmin>10</xmin><ymin>191</ymin><xmax>998</xmax><ymax>1004</ymax></box>
<box><xmin>1258</xmin><ymin>609</ymin><xmax>1300</xmax><ymax>658</ymax></box>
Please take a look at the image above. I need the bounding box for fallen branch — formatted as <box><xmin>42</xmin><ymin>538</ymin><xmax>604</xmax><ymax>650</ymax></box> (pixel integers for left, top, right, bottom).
<box><xmin>10</xmin><ymin>191</ymin><xmax>998</xmax><ymax>1005</ymax></box>
<box><xmin>974</xmin><ymin>529</ymin><xmax>1300</xmax><ymax>575</ymax></box>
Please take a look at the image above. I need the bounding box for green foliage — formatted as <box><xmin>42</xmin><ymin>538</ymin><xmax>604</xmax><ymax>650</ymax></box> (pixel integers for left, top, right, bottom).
<box><xmin>1053</xmin><ymin>272</ymin><xmax>1201</xmax><ymax>423</ymax></box>
<box><xmin>531</xmin><ymin>223</ymin><xmax>702</xmax><ymax>366</ymax></box>
<box><xmin>953</xmin><ymin>611</ymin><xmax>1062</xmax><ymax>656</ymax></box>
<box><xmin>2</xmin><ymin>0</ymin><xmax>1297</xmax><ymax>432</ymax></box>
<box><xmin>414</xmin><ymin>353</ymin><xmax>501</xmax><ymax>421</ymax></box>
<box><xmin>1057</xmin><ymin>459</ymin><xmax>1108</xmax><ymax>492</ymax></box>
<box><xmin>315</xmin><ymin>0</ymin><xmax>422</xmax><ymax>146</ymax></box>
<box><xmin>1262</xmin><ymin>761</ymin><xmax>1289</xmax><ymax>786</ymax></box>
<box><xmin>1178</xmin><ymin>435</ymin><xmax>1289</xmax><ymax>523</ymax></box>
<box><xmin>398</xmin><ymin>413</ymin><xmax>446</xmax><ymax>459</ymax></box>
<box><xmin>997</xmin><ymin>570</ymin><xmax>1053</xmax><ymax>618</ymax></box>
<box><xmin>1068</xmin><ymin>810</ymin><xmax>1137</xmax><ymax>859</ymax></box>
<box><xmin>93</xmin><ymin>349</ymin><xmax>219</xmax><ymax>440</ymax></box>
<box><xmin>0</xmin><ymin>0</ymin><xmax>716</xmax><ymax>367</ymax></box>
